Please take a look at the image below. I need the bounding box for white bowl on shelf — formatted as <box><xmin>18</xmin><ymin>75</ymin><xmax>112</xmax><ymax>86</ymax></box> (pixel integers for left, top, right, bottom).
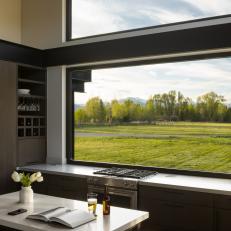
<box><xmin>18</xmin><ymin>89</ymin><xmax>30</xmax><ymax>95</ymax></box>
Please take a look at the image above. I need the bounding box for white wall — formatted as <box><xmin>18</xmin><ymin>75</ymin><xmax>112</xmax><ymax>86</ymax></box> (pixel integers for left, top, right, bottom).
<box><xmin>20</xmin><ymin>1</ymin><xmax>67</xmax><ymax>164</ymax></box>
<box><xmin>0</xmin><ymin>0</ymin><xmax>67</xmax><ymax>164</ymax></box>
<box><xmin>0</xmin><ymin>0</ymin><xmax>21</xmax><ymax>43</ymax></box>
<box><xmin>6</xmin><ymin>0</ymin><xmax>67</xmax><ymax>164</ymax></box>
<box><xmin>21</xmin><ymin>0</ymin><xmax>65</xmax><ymax>49</ymax></box>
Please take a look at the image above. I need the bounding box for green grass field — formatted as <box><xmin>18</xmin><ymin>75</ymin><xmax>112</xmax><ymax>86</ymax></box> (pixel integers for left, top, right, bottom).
<box><xmin>74</xmin><ymin>122</ymin><xmax>231</xmax><ymax>173</ymax></box>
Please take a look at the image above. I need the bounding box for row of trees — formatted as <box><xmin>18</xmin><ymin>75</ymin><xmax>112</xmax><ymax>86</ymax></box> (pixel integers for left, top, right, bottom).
<box><xmin>75</xmin><ymin>91</ymin><xmax>231</xmax><ymax>125</ymax></box>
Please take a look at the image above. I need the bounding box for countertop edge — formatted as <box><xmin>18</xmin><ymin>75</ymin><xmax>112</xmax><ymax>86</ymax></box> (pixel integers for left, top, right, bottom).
<box><xmin>114</xmin><ymin>212</ymin><xmax>149</xmax><ymax>231</ymax></box>
<box><xmin>16</xmin><ymin>166</ymin><xmax>88</xmax><ymax>179</ymax></box>
<box><xmin>138</xmin><ymin>180</ymin><xmax>231</xmax><ymax>196</ymax></box>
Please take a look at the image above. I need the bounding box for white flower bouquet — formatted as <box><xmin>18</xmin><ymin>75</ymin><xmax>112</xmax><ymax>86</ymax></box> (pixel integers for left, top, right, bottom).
<box><xmin>11</xmin><ymin>171</ymin><xmax>43</xmax><ymax>187</ymax></box>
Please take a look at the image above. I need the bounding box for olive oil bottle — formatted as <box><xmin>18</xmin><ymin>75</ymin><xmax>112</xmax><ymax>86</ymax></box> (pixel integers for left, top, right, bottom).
<box><xmin>102</xmin><ymin>184</ymin><xmax>110</xmax><ymax>215</ymax></box>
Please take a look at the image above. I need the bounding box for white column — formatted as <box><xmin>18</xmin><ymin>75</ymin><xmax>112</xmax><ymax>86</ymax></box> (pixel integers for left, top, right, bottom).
<box><xmin>46</xmin><ymin>66</ymin><xmax>66</xmax><ymax>164</ymax></box>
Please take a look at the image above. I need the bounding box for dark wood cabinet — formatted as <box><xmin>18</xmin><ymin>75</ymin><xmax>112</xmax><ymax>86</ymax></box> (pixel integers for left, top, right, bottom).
<box><xmin>0</xmin><ymin>61</ymin><xmax>18</xmax><ymax>194</ymax></box>
<box><xmin>215</xmin><ymin>209</ymin><xmax>231</xmax><ymax>231</ymax></box>
<box><xmin>214</xmin><ymin>195</ymin><xmax>231</xmax><ymax>231</ymax></box>
<box><xmin>17</xmin><ymin>66</ymin><xmax>47</xmax><ymax>166</ymax></box>
<box><xmin>0</xmin><ymin>61</ymin><xmax>47</xmax><ymax>194</ymax></box>
<box><xmin>138</xmin><ymin>185</ymin><xmax>213</xmax><ymax>231</ymax></box>
<box><xmin>32</xmin><ymin>174</ymin><xmax>88</xmax><ymax>201</ymax></box>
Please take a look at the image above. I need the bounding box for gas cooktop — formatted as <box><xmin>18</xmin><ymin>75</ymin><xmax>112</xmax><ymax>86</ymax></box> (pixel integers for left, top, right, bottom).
<box><xmin>93</xmin><ymin>167</ymin><xmax>157</xmax><ymax>179</ymax></box>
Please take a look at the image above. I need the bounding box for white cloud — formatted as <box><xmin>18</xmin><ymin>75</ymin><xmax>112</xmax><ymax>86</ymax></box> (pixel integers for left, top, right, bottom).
<box><xmin>72</xmin><ymin>0</ymin><xmax>231</xmax><ymax>38</ymax></box>
<box><xmin>75</xmin><ymin>58</ymin><xmax>231</xmax><ymax>105</ymax></box>
<box><xmin>72</xmin><ymin>1</ymin><xmax>231</xmax><ymax>104</ymax></box>
<box><xmin>183</xmin><ymin>0</ymin><xmax>231</xmax><ymax>15</ymax></box>
<box><xmin>72</xmin><ymin>0</ymin><xmax>123</xmax><ymax>37</ymax></box>
<box><xmin>139</xmin><ymin>8</ymin><xmax>194</xmax><ymax>25</ymax></box>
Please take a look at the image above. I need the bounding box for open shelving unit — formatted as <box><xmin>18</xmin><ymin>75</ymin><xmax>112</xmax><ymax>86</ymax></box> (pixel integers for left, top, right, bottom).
<box><xmin>18</xmin><ymin>78</ymin><xmax>46</xmax><ymax>85</ymax></box>
<box><xmin>17</xmin><ymin>65</ymin><xmax>47</xmax><ymax>165</ymax></box>
<box><xmin>17</xmin><ymin>66</ymin><xmax>46</xmax><ymax>138</ymax></box>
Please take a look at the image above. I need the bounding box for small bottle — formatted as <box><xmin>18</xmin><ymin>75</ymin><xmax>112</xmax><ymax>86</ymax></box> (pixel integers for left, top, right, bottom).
<box><xmin>102</xmin><ymin>184</ymin><xmax>110</xmax><ymax>215</ymax></box>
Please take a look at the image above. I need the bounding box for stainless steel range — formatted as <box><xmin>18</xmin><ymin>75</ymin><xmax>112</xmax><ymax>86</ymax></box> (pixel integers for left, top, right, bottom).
<box><xmin>94</xmin><ymin>167</ymin><xmax>156</xmax><ymax>179</ymax></box>
<box><xmin>87</xmin><ymin>168</ymin><xmax>157</xmax><ymax>209</ymax></box>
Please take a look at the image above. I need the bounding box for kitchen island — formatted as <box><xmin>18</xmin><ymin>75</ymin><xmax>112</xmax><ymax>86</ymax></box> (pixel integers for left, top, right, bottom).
<box><xmin>0</xmin><ymin>192</ymin><xmax>148</xmax><ymax>231</ymax></box>
<box><xmin>18</xmin><ymin>164</ymin><xmax>231</xmax><ymax>230</ymax></box>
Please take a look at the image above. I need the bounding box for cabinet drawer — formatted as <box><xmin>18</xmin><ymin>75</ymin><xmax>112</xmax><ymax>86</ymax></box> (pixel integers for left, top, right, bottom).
<box><xmin>215</xmin><ymin>209</ymin><xmax>231</xmax><ymax>231</ymax></box>
<box><xmin>32</xmin><ymin>181</ymin><xmax>48</xmax><ymax>194</ymax></box>
<box><xmin>140</xmin><ymin>225</ymin><xmax>192</xmax><ymax>231</ymax></box>
<box><xmin>47</xmin><ymin>174</ymin><xmax>87</xmax><ymax>191</ymax></box>
<box><xmin>140</xmin><ymin>199</ymin><xmax>213</xmax><ymax>231</ymax></box>
<box><xmin>47</xmin><ymin>185</ymin><xmax>85</xmax><ymax>200</ymax></box>
<box><xmin>17</xmin><ymin>138</ymin><xmax>46</xmax><ymax>166</ymax></box>
<box><xmin>139</xmin><ymin>185</ymin><xmax>213</xmax><ymax>206</ymax></box>
<box><xmin>214</xmin><ymin>195</ymin><xmax>231</xmax><ymax>209</ymax></box>
<box><xmin>41</xmin><ymin>174</ymin><xmax>87</xmax><ymax>201</ymax></box>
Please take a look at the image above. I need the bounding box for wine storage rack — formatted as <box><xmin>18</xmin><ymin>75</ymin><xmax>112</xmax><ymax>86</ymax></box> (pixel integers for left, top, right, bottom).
<box><xmin>17</xmin><ymin>66</ymin><xmax>46</xmax><ymax>138</ymax></box>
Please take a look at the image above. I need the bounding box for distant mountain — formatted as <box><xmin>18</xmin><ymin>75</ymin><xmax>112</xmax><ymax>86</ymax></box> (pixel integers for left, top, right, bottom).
<box><xmin>75</xmin><ymin>97</ymin><xmax>146</xmax><ymax>110</ymax></box>
<box><xmin>119</xmin><ymin>97</ymin><xmax>146</xmax><ymax>105</ymax></box>
<box><xmin>74</xmin><ymin>104</ymin><xmax>84</xmax><ymax>110</ymax></box>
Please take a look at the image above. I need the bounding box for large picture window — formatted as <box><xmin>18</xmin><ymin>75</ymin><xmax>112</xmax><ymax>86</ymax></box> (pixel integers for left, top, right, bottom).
<box><xmin>72</xmin><ymin>58</ymin><xmax>231</xmax><ymax>173</ymax></box>
<box><xmin>69</xmin><ymin>0</ymin><xmax>231</xmax><ymax>39</ymax></box>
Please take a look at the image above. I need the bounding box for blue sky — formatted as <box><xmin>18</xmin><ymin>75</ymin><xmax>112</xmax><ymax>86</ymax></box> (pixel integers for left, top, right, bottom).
<box><xmin>72</xmin><ymin>0</ymin><xmax>231</xmax><ymax>104</ymax></box>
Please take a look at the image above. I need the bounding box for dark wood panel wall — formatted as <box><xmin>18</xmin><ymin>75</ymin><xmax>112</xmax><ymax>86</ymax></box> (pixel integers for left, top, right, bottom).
<box><xmin>0</xmin><ymin>39</ymin><xmax>43</xmax><ymax>67</ymax></box>
<box><xmin>0</xmin><ymin>61</ymin><xmax>17</xmax><ymax>194</ymax></box>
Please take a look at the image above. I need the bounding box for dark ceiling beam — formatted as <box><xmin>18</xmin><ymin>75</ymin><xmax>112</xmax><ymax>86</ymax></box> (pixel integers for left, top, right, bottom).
<box><xmin>70</xmin><ymin>69</ymin><xmax>91</xmax><ymax>82</ymax></box>
<box><xmin>44</xmin><ymin>22</ymin><xmax>231</xmax><ymax>68</ymax></box>
<box><xmin>68</xmin><ymin>51</ymin><xmax>231</xmax><ymax>70</ymax></box>
<box><xmin>0</xmin><ymin>39</ymin><xmax>44</xmax><ymax>67</ymax></box>
<box><xmin>1</xmin><ymin>15</ymin><xmax>231</xmax><ymax>68</ymax></box>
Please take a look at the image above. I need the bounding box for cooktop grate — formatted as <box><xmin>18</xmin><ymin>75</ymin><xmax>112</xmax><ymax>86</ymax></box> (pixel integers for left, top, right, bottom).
<box><xmin>93</xmin><ymin>167</ymin><xmax>157</xmax><ymax>179</ymax></box>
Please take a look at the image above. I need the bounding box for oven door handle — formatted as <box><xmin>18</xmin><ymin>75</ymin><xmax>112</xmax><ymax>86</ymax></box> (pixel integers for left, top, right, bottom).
<box><xmin>88</xmin><ymin>185</ymin><xmax>137</xmax><ymax>209</ymax></box>
<box><xmin>88</xmin><ymin>185</ymin><xmax>137</xmax><ymax>196</ymax></box>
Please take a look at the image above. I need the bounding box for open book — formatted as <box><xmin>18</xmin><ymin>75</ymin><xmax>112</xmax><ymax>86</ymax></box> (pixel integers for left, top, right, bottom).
<box><xmin>27</xmin><ymin>207</ymin><xmax>96</xmax><ymax>228</ymax></box>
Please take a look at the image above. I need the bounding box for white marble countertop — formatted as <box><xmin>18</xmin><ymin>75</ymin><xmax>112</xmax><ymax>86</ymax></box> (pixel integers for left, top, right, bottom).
<box><xmin>140</xmin><ymin>173</ymin><xmax>231</xmax><ymax>195</ymax></box>
<box><xmin>17</xmin><ymin>164</ymin><xmax>102</xmax><ymax>178</ymax></box>
<box><xmin>0</xmin><ymin>192</ymin><xmax>148</xmax><ymax>231</ymax></box>
<box><xmin>18</xmin><ymin>164</ymin><xmax>231</xmax><ymax>196</ymax></box>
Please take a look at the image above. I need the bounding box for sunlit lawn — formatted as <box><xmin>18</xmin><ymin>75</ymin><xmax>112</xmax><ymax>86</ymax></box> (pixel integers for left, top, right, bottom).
<box><xmin>74</xmin><ymin>122</ymin><xmax>231</xmax><ymax>173</ymax></box>
<box><xmin>76</xmin><ymin>122</ymin><xmax>231</xmax><ymax>137</ymax></box>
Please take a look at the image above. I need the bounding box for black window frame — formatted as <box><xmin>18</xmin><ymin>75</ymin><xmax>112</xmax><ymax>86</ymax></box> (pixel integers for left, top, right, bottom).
<box><xmin>66</xmin><ymin>4</ymin><xmax>231</xmax><ymax>178</ymax></box>
<box><xmin>66</xmin><ymin>0</ymin><xmax>72</xmax><ymax>41</ymax></box>
<box><xmin>66</xmin><ymin>62</ymin><xmax>231</xmax><ymax>180</ymax></box>
<box><xmin>66</xmin><ymin>0</ymin><xmax>231</xmax><ymax>42</ymax></box>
